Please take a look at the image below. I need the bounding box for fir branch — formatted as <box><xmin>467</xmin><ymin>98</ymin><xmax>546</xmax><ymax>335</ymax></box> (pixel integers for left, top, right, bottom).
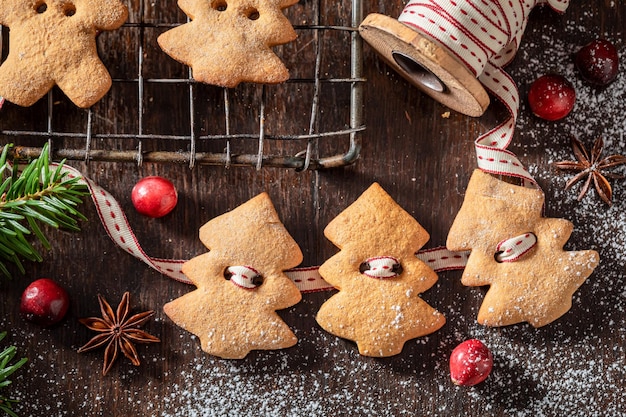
<box><xmin>0</xmin><ymin>144</ymin><xmax>90</xmax><ymax>277</ymax></box>
<box><xmin>0</xmin><ymin>332</ymin><xmax>27</xmax><ymax>417</ymax></box>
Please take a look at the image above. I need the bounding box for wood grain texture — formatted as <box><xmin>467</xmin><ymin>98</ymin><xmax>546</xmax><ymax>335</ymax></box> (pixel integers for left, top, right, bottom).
<box><xmin>0</xmin><ymin>0</ymin><xmax>624</xmax><ymax>416</ymax></box>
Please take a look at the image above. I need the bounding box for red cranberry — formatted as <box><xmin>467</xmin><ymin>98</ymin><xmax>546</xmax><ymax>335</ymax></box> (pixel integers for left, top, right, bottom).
<box><xmin>527</xmin><ymin>74</ymin><xmax>576</xmax><ymax>121</ymax></box>
<box><xmin>449</xmin><ymin>339</ymin><xmax>493</xmax><ymax>386</ymax></box>
<box><xmin>131</xmin><ymin>176</ymin><xmax>178</xmax><ymax>218</ymax></box>
<box><xmin>575</xmin><ymin>39</ymin><xmax>619</xmax><ymax>86</ymax></box>
<box><xmin>20</xmin><ymin>278</ymin><xmax>70</xmax><ymax>326</ymax></box>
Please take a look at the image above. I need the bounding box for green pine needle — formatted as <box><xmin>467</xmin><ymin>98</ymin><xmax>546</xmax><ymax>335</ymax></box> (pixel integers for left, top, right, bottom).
<box><xmin>0</xmin><ymin>144</ymin><xmax>90</xmax><ymax>278</ymax></box>
<box><xmin>0</xmin><ymin>332</ymin><xmax>27</xmax><ymax>417</ymax></box>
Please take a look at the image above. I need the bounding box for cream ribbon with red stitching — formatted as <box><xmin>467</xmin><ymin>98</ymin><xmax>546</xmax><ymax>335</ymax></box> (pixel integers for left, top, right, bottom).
<box><xmin>64</xmin><ymin>165</ymin><xmax>190</xmax><ymax>282</ymax></box>
<box><xmin>361</xmin><ymin>256</ymin><xmax>401</xmax><ymax>278</ymax></box>
<box><xmin>58</xmin><ymin>163</ymin><xmax>537</xmax><ymax>292</ymax></box>
<box><xmin>398</xmin><ymin>0</ymin><xmax>569</xmax><ymax>186</ymax></box>
<box><xmin>56</xmin><ymin>163</ymin><xmax>477</xmax><ymax>293</ymax></box>
<box><xmin>225</xmin><ymin>265</ymin><xmax>262</xmax><ymax>289</ymax></box>
<box><xmin>495</xmin><ymin>232</ymin><xmax>537</xmax><ymax>262</ymax></box>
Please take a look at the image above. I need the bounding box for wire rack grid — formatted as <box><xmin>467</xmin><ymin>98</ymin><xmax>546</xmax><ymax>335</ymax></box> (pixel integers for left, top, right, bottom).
<box><xmin>0</xmin><ymin>0</ymin><xmax>365</xmax><ymax>171</ymax></box>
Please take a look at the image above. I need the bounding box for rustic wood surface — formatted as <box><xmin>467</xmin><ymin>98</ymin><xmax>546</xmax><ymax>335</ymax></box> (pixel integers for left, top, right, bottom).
<box><xmin>1</xmin><ymin>0</ymin><xmax>625</xmax><ymax>416</ymax></box>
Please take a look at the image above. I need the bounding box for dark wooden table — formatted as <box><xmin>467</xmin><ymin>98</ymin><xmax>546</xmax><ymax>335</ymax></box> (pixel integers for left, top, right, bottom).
<box><xmin>1</xmin><ymin>0</ymin><xmax>625</xmax><ymax>416</ymax></box>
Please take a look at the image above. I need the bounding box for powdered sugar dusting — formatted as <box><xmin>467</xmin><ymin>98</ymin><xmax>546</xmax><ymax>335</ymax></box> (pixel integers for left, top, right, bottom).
<box><xmin>1</xmin><ymin>5</ymin><xmax>625</xmax><ymax>417</ymax></box>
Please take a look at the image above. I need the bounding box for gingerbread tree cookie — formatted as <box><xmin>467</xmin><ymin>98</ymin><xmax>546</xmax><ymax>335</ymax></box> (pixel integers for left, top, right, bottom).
<box><xmin>157</xmin><ymin>0</ymin><xmax>297</xmax><ymax>87</ymax></box>
<box><xmin>0</xmin><ymin>0</ymin><xmax>128</xmax><ymax>107</ymax></box>
<box><xmin>164</xmin><ymin>193</ymin><xmax>303</xmax><ymax>359</ymax></box>
<box><xmin>447</xmin><ymin>170</ymin><xmax>599</xmax><ymax>328</ymax></box>
<box><xmin>316</xmin><ymin>183</ymin><xmax>446</xmax><ymax>357</ymax></box>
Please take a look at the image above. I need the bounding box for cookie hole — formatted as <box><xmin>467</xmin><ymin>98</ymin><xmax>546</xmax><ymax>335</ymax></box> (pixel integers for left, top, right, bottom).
<box><xmin>251</xmin><ymin>275</ymin><xmax>264</xmax><ymax>286</ymax></box>
<box><xmin>391</xmin><ymin>263</ymin><xmax>404</xmax><ymax>275</ymax></box>
<box><xmin>35</xmin><ymin>2</ymin><xmax>47</xmax><ymax>13</ymax></box>
<box><xmin>63</xmin><ymin>3</ymin><xmax>76</xmax><ymax>16</ymax></box>
<box><xmin>359</xmin><ymin>256</ymin><xmax>403</xmax><ymax>279</ymax></box>
<box><xmin>224</xmin><ymin>266</ymin><xmax>263</xmax><ymax>289</ymax></box>
<box><xmin>494</xmin><ymin>232</ymin><xmax>537</xmax><ymax>263</ymax></box>
<box><xmin>223</xmin><ymin>268</ymin><xmax>233</xmax><ymax>280</ymax></box>
<box><xmin>212</xmin><ymin>0</ymin><xmax>227</xmax><ymax>11</ymax></box>
<box><xmin>246</xmin><ymin>8</ymin><xmax>260</xmax><ymax>20</ymax></box>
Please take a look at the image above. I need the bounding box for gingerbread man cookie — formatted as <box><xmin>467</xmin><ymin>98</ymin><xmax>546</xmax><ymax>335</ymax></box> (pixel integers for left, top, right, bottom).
<box><xmin>446</xmin><ymin>169</ymin><xmax>599</xmax><ymax>328</ymax></box>
<box><xmin>0</xmin><ymin>0</ymin><xmax>128</xmax><ymax>108</ymax></box>
<box><xmin>164</xmin><ymin>192</ymin><xmax>303</xmax><ymax>359</ymax></box>
<box><xmin>157</xmin><ymin>0</ymin><xmax>297</xmax><ymax>87</ymax></box>
<box><xmin>316</xmin><ymin>183</ymin><xmax>446</xmax><ymax>357</ymax></box>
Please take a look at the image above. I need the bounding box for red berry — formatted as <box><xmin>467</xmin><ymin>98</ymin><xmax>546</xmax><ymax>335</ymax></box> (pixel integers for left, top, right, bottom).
<box><xmin>575</xmin><ymin>39</ymin><xmax>619</xmax><ymax>86</ymax></box>
<box><xmin>527</xmin><ymin>74</ymin><xmax>576</xmax><ymax>121</ymax></box>
<box><xmin>20</xmin><ymin>278</ymin><xmax>70</xmax><ymax>326</ymax></box>
<box><xmin>449</xmin><ymin>339</ymin><xmax>493</xmax><ymax>386</ymax></box>
<box><xmin>131</xmin><ymin>176</ymin><xmax>178</xmax><ymax>218</ymax></box>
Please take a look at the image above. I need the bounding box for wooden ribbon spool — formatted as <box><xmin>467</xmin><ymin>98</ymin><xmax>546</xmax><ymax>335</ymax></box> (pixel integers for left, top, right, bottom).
<box><xmin>359</xmin><ymin>13</ymin><xmax>489</xmax><ymax>117</ymax></box>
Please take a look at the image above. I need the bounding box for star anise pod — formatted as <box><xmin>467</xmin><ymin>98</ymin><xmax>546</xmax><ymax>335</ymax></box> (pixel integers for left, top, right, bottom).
<box><xmin>554</xmin><ymin>136</ymin><xmax>626</xmax><ymax>206</ymax></box>
<box><xmin>77</xmin><ymin>292</ymin><xmax>160</xmax><ymax>375</ymax></box>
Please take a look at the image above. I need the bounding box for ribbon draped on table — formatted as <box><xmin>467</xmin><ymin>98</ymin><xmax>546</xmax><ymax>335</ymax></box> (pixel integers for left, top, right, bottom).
<box><xmin>58</xmin><ymin>163</ymin><xmax>471</xmax><ymax>292</ymax></box>
<box><xmin>58</xmin><ymin>163</ymin><xmax>542</xmax><ymax>293</ymax></box>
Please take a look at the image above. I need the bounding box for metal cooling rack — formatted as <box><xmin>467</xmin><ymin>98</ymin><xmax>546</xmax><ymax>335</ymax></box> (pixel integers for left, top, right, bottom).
<box><xmin>0</xmin><ymin>0</ymin><xmax>364</xmax><ymax>171</ymax></box>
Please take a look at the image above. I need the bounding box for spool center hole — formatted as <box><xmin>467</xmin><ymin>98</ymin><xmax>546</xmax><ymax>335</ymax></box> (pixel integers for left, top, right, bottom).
<box><xmin>392</xmin><ymin>51</ymin><xmax>446</xmax><ymax>93</ymax></box>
